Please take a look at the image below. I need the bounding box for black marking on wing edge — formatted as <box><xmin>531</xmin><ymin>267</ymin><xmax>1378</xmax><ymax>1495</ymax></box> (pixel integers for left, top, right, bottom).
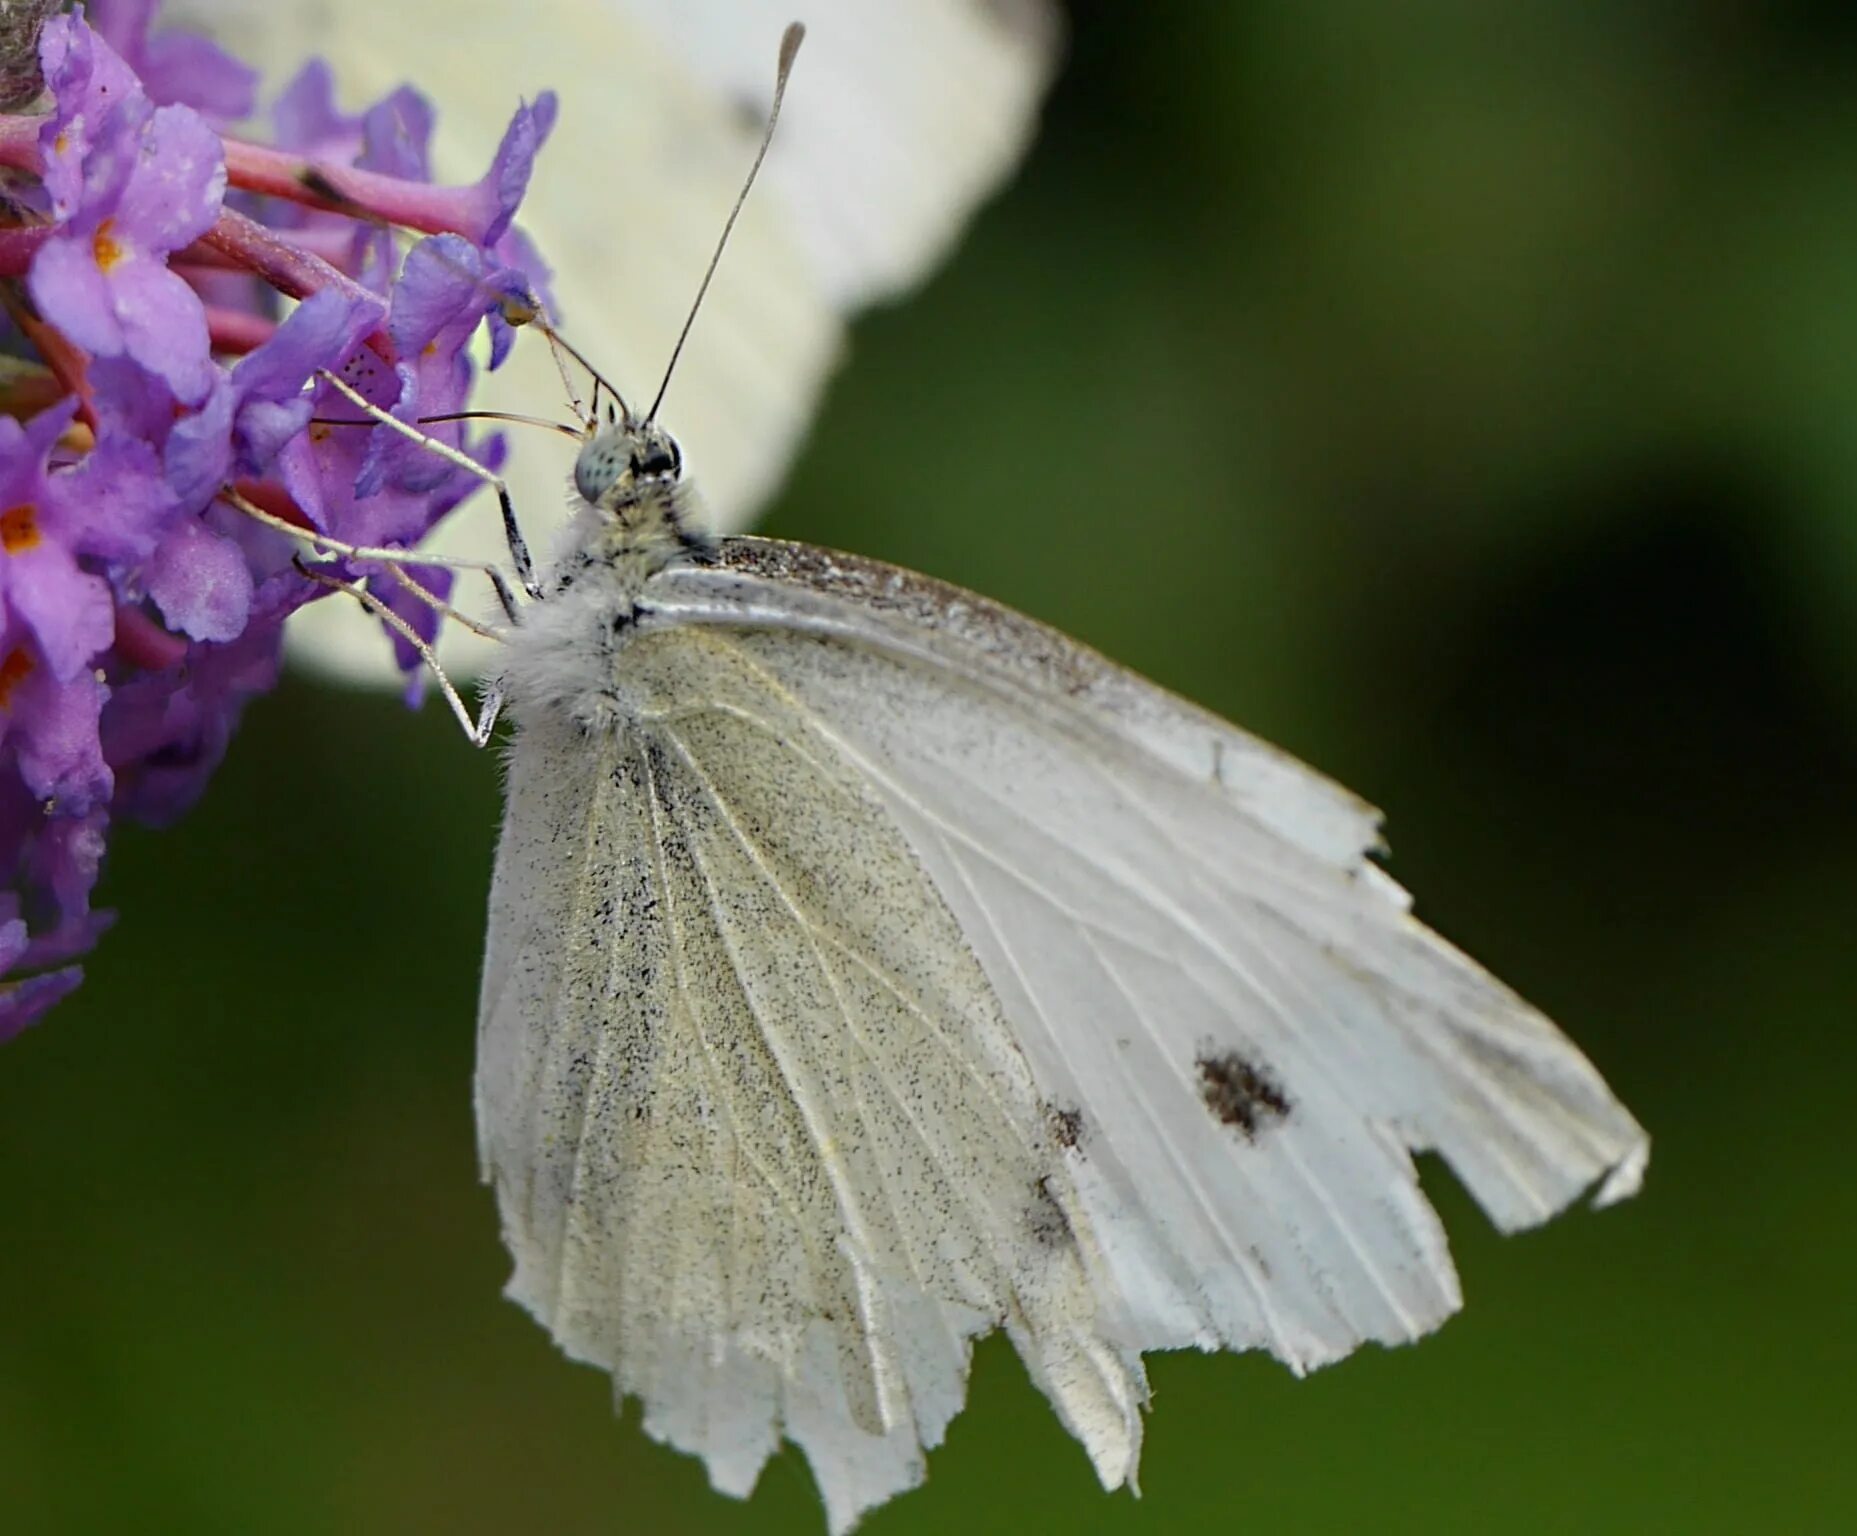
<box><xmin>1048</xmin><ymin>1105</ymin><xmax>1085</xmax><ymax>1150</ymax></box>
<box><xmin>1196</xmin><ymin>1050</ymin><xmax>1291</xmax><ymax>1139</ymax></box>
<box><xmin>1027</xmin><ymin>1176</ymin><xmax>1073</xmax><ymax>1249</ymax></box>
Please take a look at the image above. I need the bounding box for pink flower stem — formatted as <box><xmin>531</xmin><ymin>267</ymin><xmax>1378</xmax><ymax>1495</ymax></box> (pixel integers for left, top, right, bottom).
<box><xmin>198</xmin><ymin>205</ymin><xmax>366</xmax><ymax>305</ymax></box>
<box><xmin>113</xmin><ymin>603</ymin><xmax>188</xmax><ymax>671</ymax></box>
<box><xmin>0</xmin><ymin>113</ymin><xmax>37</xmax><ymax>172</ymax></box>
<box><xmin>198</xmin><ymin>206</ymin><xmax>390</xmax><ymax>356</ymax></box>
<box><xmin>0</xmin><ymin>225</ymin><xmax>48</xmax><ymax>276</ymax></box>
<box><xmin>221</xmin><ymin>137</ymin><xmax>490</xmax><ymax>242</ymax></box>
<box><xmin>231</xmin><ymin>477</ymin><xmax>312</xmax><ymax>531</ymax></box>
<box><xmin>0</xmin><ymin>280</ymin><xmax>94</xmax><ymax>430</ymax></box>
<box><xmin>205</xmin><ymin>304</ymin><xmax>276</xmax><ymax>354</ymax></box>
<box><xmin>179</xmin><ymin>222</ymin><xmax>357</xmax><ymax>270</ymax></box>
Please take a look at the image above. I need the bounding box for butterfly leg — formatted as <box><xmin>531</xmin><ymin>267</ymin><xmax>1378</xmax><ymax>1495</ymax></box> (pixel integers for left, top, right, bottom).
<box><xmin>315</xmin><ymin>368</ymin><xmax>542</xmax><ymax>600</ymax></box>
<box><xmin>292</xmin><ymin>558</ymin><xmax>504</xmax><ymax>746</ymax></box>
<box><xmin>222</xmin><ymin>488</ymin><xmax>521</xmax><ymax>633</ymax></box>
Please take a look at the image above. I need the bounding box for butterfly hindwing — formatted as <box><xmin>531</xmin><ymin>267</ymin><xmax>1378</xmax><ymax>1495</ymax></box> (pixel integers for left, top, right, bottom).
<box><xmin>479</xmin><ymin>624</ymin><xmax>1145</xmax><ymax>1533</ymax></box>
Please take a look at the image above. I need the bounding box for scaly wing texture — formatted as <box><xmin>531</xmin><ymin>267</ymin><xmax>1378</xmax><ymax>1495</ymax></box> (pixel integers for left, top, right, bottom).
<box><xmin>178</xmin><ymin>0</ymin><xmax>1059</xmax><ymax>681</ymax></box>
<box><xmin>644</xmin><ymin>538</ymin><xmax>1649</xmax><ymax>1371</ymax></box>
<box><xmin>479</xmin><ymin>629</ymin><xmax>1144</xmax><ymax>1533</ymax></box>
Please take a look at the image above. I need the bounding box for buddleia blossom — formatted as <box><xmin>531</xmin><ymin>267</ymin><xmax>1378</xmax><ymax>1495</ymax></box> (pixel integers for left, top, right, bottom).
<box><xmin>0</xmin><ymin>3</ymin><xmax>555</xmax><ymax>1038</ymax></box>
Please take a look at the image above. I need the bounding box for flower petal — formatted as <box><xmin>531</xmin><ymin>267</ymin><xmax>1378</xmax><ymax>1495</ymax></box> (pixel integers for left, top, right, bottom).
<box><xmin>28</xmin><ymin>235</ymin><xmax>126</xmax><ymax>360</ymax></box>
<box><xmin>0</xmin><ymin>965</ymin><xmax>85</xmax><ymax>1045</ymax></box>
<box><xmin>107</xmin><ymin>253</ymin><xmax>216</xmax><ymax>404</ymax></box>
<box><xmin>114</xmin><ymin>103</ymin><xmax>227</xmax><ymax>255</ymax></box>
<box><xmin>163</xmin><ymin>377</ymin><xmax>236</xmax><ymax>511</ymax></box>
<box><xmin>358</xmin><ymin>85</ymin><xmax>435</xmax><ymax>181</ymax></box>
<box><xmin>9</xmin><ymin>549</ymin><xmax>114</xmax><ymax>682</ymax></box>
<box><xmin>37</xmin><ymin>14</ymin><xmax>149</xmax><ymax>221</ymax></box>
<box><xmin>230</xmin><ymin>286</ymin><xmax>384</xmax><ymax>404</ymax></box>
<box><xmin>147</xmin><ymin>517</ymin><xmax>253</xmax><ymax>643</ymax></box>
<box><xmin>272</xmin><ymin>58</ymin><xmax>356</xmax><ymax>154</ymax></box>
<box><xmin>141</xmin><ymin>33</ymin><xmax>259</xmax><ymax>121</ymax></box>
<box><xmin>51</xmin><ymin>426</ymin><xmax>182</xmax><ymax>563</ymax></box>
<box><xmin>12</xmin><ymin>665</ymin><xmax>112</xmax><ymax>813</ymax></box>
<box><xmin>475</xmin><ymin>92</ymin><xmax>556</xmax><ymax>247</ymax></box>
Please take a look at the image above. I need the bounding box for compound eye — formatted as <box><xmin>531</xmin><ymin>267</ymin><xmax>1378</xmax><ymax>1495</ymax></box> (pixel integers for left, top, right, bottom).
<box><xmin>633</xmin><ymin>439</ymin><xmax>681</xmax><ymax>478</ymax></box>
<box><xmin>574</xmin><ymin>439</ymin><xmax>626</xmax><ymax>503</ymax></box>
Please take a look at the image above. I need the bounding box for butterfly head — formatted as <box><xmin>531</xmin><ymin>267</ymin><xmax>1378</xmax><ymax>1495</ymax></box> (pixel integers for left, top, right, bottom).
<box><xmin>572</xmin><ymin>416</ymin><xmax>685</xmax><ymax>513</ymax></box>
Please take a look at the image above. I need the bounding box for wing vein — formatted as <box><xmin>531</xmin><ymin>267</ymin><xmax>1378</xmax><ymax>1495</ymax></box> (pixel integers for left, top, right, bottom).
<box><xmin>808</xmin><ymin>720</ymin><xmax>1452</xmax><ymax>1339</ymax></box>
<box><xmin>649</xmin><ymin>725</ymin><xmax>908</xmax><ymax>1415</ymax></box>
<box><xmin>640</xmin><ymin>735</ymin><xmax>828</xmax><ymax>1284</ymax></box>
<box><xmin>648</xmin><ymin>694</ymin><xmax>1055</xmax><ymax>1171</ymax></box>
<box><xmin>544</xmin><ymin>766</ymin><xmax>633</xmax><ymax>1328</ymax></box>
<box><xmin>658</xmin><ymin>719</ymin><xmax>1040</xmax><ymax>1342</ymax></box>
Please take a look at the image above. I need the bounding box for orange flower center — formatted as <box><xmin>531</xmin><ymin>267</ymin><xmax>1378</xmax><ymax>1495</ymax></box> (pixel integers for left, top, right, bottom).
<box><xmin>92</xmin><ymin>217</ymin><xmax>125</xmax><ymax>272</ymax></box>
<box><xmin>0</xmin><ymin>503</ymin><xmax>40</xmax><ymax>554</ymax></box>
<box><xmin>0</xmin><ymin>647</ymin><xmax>33</xmax><ymax>709</ymax></box>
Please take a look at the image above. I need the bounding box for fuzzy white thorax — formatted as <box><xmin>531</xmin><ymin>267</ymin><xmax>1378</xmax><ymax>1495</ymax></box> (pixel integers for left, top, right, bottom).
<box><xmin>496</xmin><ymin>416</ymin><xmax>709</xmax><ymax>727</ymax></box>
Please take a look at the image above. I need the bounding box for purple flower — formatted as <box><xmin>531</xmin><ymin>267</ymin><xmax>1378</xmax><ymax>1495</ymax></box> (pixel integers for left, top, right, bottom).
<box><xmin>355</xmin><ymin>235</ymin><xmax>525</xmax><ymax>498</ymax></box>
<box><xmin>476</xmin><ymin>94</ymin><xmax>557</xmax><ymax>248</ymax></box>
<box><xmin>378</xmin><ymin>561</ymin><xmax>456</xmax><ymax>708</ymax></box>
<box><xmin>166</xmin><ymin>285</ymin><xmax>387</xmax><ymax>508</ymax></box>
<box><xmin>0</xmin><ymin>5</ymin><xmax>556</xmax><ymax>1036</ymax></box>
<box><xmin>273</xmin><ymin>58</ymin><xmax>357</xmax><ymax>160</ymax></box>
<box><xmin>33</xmin><ymin>11</ymin><xmax>145</xmax><ymax>220</ymax></box>
<box><xmin>0</xmin><ymin>402</ymin><xmax>113</xmax><ymax>685</ymax></box>
<box><xmin>29</xmin><ymin>19</ymin><xmax>227</xmax><ymax>403</ymax></box>
<box><xmin>0</xmin><ymin>901</ymin><xmax>83</xmax><ymax>1044</ymax></box>
<box><xmin>90</xmin><ymin>0</ymin><xmax>259</xmax><ymax>122</ymax></box>
<box><xmin>99</xmin><ymin>597</ymin><xmax>282</xmax><ymax>826</ymax></box>
<box><xmin>53</xmin><ymin>429</ymin><xmax>181</xmax><ymax>569</ymax></box>
<box><xmin>0</xmin><ymin>636</ymin><xmax>112</xmax><ymax>814</ymax></box>
<box><xmin>486</xmin><ymin>225</ymin><xmax>554</xmax><ymax>370</ymax></box>
<box><xmin>351</xmin><ymin>88</ymin><xmax>438</xmax><ymax>286</ymax></box>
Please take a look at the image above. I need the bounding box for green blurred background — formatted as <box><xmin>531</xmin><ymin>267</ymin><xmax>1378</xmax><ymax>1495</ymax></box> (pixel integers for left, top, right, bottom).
<box><xmin>6</xmin><ymin>4</ymin><xmax>1855</xmax><ymax>1532</ymax></box>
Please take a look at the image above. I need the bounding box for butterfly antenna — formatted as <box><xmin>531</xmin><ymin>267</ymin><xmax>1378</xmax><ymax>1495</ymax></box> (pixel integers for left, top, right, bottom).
<box><xmin>644</xmin><ymin>20</ymin><xmax>804</xmax><ymax>425</ymax></box>
<box><xmin>538</xmin><ymin>322</ymin><xmax>632</xmax><ymax>423</ymax></box>
<box><xmin>419</xmin><ymin>409</ymin><xmax>585</xmax><ymax>440</ymax></box>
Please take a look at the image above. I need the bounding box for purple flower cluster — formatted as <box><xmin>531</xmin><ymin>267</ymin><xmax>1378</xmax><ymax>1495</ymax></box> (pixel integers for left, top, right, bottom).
<box><xmin>0</xmin><ymin>4</ymin><xmax>555</xmax><ymax>1039</ymax></box>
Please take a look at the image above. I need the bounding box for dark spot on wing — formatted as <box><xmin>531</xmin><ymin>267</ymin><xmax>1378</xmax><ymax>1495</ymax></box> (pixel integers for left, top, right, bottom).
<box><xmin>1027</xmin><ymin>1176</ymin><xmax>1073</xmax><ymax>1249</ymax></box>
<box><xmin>1048</xmin><ymin>1104</ymin><xmax>1084</xmax><ymax>1150</ymax></box>
<box><xmin>1196</xmin><ymin>1050</ymin><xmax>1291</xmax><ymax>1139</ymax></box>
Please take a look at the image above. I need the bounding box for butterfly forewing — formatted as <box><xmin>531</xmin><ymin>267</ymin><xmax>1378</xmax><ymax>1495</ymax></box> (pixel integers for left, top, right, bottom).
<box><xmin>639</xmin><ymin>538</ymin><xmax>1649</xmax><ymax>1366</ymax></box>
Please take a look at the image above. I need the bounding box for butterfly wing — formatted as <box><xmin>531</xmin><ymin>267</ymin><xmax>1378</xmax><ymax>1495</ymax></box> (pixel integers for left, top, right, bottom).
<box><xmin>612</xmin><ymin>0</ymin><xmax>1061</xmax><ymax>309</ymax></box>
<box><xmin>485</xmin><ymin>534</ymin><xmax>1646</xmax><ymax>1525</ymax></box>
<box><xmin>639</xmin><ymin>537</ymin><xmax>1649</xmax><ymax>1372</ymax></box>
<box><xmin>480</xmin><ymin>626</ymin><xmax>1145</xmax><ymax>1533</ymax></box>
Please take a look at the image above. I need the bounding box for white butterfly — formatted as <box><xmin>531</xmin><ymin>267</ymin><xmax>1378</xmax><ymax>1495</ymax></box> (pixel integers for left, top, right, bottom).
<box><xmin>465</xmin><ymin>396</ymin><xmax>1646</xmax><ymax>1532</ymax></box>
<box><xmin>168</xmin><ymin>0</ymin><xmax>1060</xmax><ymax>684</ymax></box>
<box><xmin>232</xmin><ymin>17</ymin><xmax>1647</xmax><ymax>1531</ymax></box>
